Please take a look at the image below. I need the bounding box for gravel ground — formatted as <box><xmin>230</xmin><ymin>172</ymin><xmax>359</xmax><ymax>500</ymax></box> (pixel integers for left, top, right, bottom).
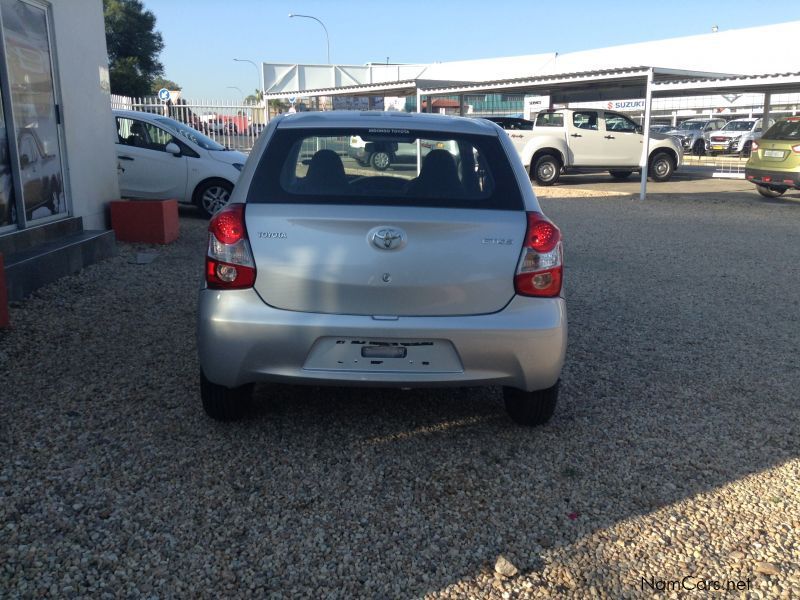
<box><xmin>1</xmin><ymin>188</ymin><xmax>799</xmax><ymax>599</ymax></box>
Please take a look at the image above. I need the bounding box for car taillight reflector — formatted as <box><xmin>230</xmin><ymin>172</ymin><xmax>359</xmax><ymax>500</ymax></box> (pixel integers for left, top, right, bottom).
<box><xmin>210</xmin><ymin>203</ymin><xmax>247</xmax><ymax>244</ymax></box>
<box><xmin>515</xmin><ymin>212</ymin><xmax>563</xmax><ymax>298</ymax></box>
<box><xmin>206</xmin><ymin>204</ymin><xmax>256</xmax><ymax>289</ymax></box>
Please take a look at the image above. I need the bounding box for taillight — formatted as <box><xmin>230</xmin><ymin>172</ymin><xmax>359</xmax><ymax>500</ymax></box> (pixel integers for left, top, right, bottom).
<box><xmin>751</xmin><ymin>141</ymin><xmax>759</xmax><ymax>152</ymax></box>
<box><xmin>206</xmin><ymin>204</ymin><xmax>256</xmax><ymax>289</ymax></box>
<box><xmin>793</xmin><ymin>144</ymin><xmax>800</xmax><ymax>153</ymax></box>
<box><xmin>515</xmin><ymin>212</ymin><xmax>563</xmax><ymax>297</ymax></box>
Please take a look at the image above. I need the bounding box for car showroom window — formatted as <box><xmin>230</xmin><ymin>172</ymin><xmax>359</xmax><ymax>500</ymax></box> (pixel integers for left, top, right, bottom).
<box><xmin>18</xmin><ymin>133</ymin><xmax>37</xmax><ymax>165</ymax></box>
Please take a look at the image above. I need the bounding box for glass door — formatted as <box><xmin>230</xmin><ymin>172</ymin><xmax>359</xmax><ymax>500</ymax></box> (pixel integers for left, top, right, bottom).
<box><xmin>0</xmin><ymin>0</ymin><xmax>66</xmax><ymax>227</ymax></box>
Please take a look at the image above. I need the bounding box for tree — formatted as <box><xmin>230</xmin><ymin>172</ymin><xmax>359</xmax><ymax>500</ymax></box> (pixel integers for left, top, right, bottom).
<box><xmin>104</xmin><ymin>0</ymin><xmax>164</xmax><ymax>97</ymax></box>
<box><xmin>150</xmin><ymin>77</ymin><xmax>181</xmax><ymax>94</ymax></box>
<box><xmin>244</xmin><ymin>89</ymin><xmax>264</xmax><ymax>104</ymax></box>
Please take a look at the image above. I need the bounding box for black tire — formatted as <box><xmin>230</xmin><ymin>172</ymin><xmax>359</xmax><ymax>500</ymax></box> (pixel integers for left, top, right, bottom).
<box><xmin>741</xmin><ymin>141</ymin><xmax>752</xmax><ymax>158</ymax></box>
<box><xmin>692</xmin><ymin>140</ymin><xmax>706</xmax><ymax>156</ymax></box>
<box><xmin>532</xmin><ymin>154</ymin><xmax>561</xmax><ymax>186</ymax></box>
<box><xmin>648</xmin><ymin>152</ymin><xmax>676</xmax><ymax>182</ymax></box>
<box><xmin>609</xmin><ymin>170</ymin><xmax>633</xmax><ymax>180</ymax></box>
<box><xmin>756</xmin><ymin>185</ymin><xmax>786</xmax><ymax>198</ymax></box>
<box><xmin>370</xmin><ymin>151</ymin><xmax>391</xmax><ymax>171</ymax></box>
<box><xmin>194</xmin><ymin>178</ymin><xmax>233</xmax><ymax>218</ymax></box>
<box><xmin>503</xmin><ymin>381</ymin><xmax>559</xmax><ymax>426</ymax></box>
<box><xmin>200</xmin><ymin>370</ymin><xmax>253</xmax><ymax>421</ymax></box>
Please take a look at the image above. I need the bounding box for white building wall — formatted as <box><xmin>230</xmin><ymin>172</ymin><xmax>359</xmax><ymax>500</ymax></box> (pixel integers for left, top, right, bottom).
<box><xmin>51</xmin><ymin>0</ymin><xmax>119</xmax><ymax>230</ymax></box>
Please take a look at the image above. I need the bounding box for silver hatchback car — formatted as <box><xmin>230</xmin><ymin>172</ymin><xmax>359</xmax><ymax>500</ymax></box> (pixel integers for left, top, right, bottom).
<box><xmin>197</xmin><ymin>111</ymin><xmax>567</xmax><ymax>425</ymax></box>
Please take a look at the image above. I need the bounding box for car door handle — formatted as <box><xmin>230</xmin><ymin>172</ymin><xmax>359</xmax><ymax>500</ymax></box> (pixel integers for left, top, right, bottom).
<box><xmin>118</xmin><ymin>155</ymin><xmax>134</xmax><ymax>161</ymax></box>
<box><xmin>570</xmin><ymin>133</ymin><xmax>582</xmax><ymax>138</ymax></box>
<box><xmin>604</xmin><ymin>135</ymin><xmax>615</xmax><ymax>139</ymax></box>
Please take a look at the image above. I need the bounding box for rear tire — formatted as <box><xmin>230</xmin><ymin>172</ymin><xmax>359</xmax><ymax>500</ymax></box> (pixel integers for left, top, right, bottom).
<box><xmin>503</xmin><ymin>381</ymin><xmax>559</xmax><ymax>426</ymax></box>
<box><xmin>609</xmin><ymin>170</ymin><xmax>633</xmax><ymax>180</ymax></box>
<box><xmin>756</xmin><ymin>185</ymin><xmax>786</xmax><ymax>198</ymax></box>
<box><xmin>532</xmin><ymin>154</ymin><xmax>561</xmax><ymax>186</ymax></box>
<box><xmin>648</xmin><ymin>152</ymin><xmax>675</xmax><ymax>182</ymax></box>
<box><xmin>370</xmin><ymin>151</ymin><xmax>391</xmax><ymax>171</ymax></box>
<box><xmin>200</xmin><ymin>370</ymin><xmax>253</xmax><ymax>421</ymax></box>
<box><xmin>194</xmin><ymin>178</ymin><xmax>233</xmax><ymax>218</ymax></box>
<box><xmin>692</xmin><ymin>140</ymin><xmax>706</xmax><ymax>156</ymax></box>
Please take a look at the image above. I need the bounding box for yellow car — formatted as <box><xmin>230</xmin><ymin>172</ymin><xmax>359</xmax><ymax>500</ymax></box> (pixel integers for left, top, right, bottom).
<box><xmin>745</xmin><ymin>117</ymin><xmax>800</xmax><ymax>198</ymax></box>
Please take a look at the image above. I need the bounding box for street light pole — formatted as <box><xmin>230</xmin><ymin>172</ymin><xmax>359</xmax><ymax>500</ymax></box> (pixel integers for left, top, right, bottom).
<box><xmin>233</xmin><ymin>58</ymin><xmax>263</xmax><ymax>97</ymax></box>
<box><xmin>226</xmin><ymin>86</ymin><xmax>244</xmax><ymax>101</ymax></box>
<box><xmin>288</xmin><ymin>13</ymin><xmax>330</xmax><ymax>64</ymax></box>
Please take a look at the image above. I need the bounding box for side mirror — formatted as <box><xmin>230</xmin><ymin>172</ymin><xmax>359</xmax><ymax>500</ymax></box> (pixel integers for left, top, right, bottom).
<box><xmin>165</xmin><ymin>142</ymin><xmax>181</xmax><ymax>156</ymax></box>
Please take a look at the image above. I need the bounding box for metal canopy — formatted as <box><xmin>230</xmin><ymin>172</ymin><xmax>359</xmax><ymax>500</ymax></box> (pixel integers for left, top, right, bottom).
<box><xmin>416</xmin><ymin>66</ymin><xmax>737</xmax><ymax>103</ymax></box>
<box><xmin>652</xmin><ymin>71</ymin><xmax>800</xmax><ymax>97</ymax></box>
<box><xmin>263</xmin><ymin>79</ymin><xmax>475</xmax><ymax>100</ymax></box>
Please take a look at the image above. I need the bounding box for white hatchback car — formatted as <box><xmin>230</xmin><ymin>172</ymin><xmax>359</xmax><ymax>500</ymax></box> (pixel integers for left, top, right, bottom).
<box><xmin>198</xmin><ymin>111</ymin><xmax>567</xmax><ymax>426</ymax></box>
<box><xmin>113</xmin><ymin>109</ymin><xmax>247</xmax><ymax>217</ymax></box>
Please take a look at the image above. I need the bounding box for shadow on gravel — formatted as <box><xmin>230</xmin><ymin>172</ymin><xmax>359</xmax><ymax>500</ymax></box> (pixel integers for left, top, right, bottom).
<box><xmin>2</xmin><ymin>195</ymin><xmax>799</xmax><ymax>597</ymax></box>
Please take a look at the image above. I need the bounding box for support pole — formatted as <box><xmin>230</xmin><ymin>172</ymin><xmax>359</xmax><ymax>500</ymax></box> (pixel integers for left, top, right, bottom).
<box><xmin>639</xmin><ymin>68</ymin><xmax>654</xmax><ymax>201</ymax></box>
<box><xmin>762</xmin><ymin>92</ymin><xmax>772</xmax><ymax>130</ymax></box>
<box><xmin>459</xmin><ymin>94</ymin><xmax>465</xmax><ymax>117</ymax></box>
<box><xmin>416</xmin><ymin>90</ymin><xmax>422</xmax><ymax>174</ymax></box>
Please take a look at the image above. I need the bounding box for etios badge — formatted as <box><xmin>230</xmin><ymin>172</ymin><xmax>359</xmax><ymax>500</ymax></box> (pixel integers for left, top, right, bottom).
<box><xmin>368</xmin><ymin>226</ymin><xmax>407</xmax><ymax>251</ymax></box>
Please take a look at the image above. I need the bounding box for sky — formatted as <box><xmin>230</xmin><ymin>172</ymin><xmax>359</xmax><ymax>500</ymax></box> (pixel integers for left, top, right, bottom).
<box><xmin>143</xmin><ymin>0</ymin><xmax>800</xmax><ymax>100</ymax></box>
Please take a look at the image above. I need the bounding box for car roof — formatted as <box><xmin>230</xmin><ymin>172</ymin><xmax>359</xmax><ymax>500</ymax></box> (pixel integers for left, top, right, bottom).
<box><xmin>274</xmin><ymin>110</ymin><xmax>500</xmax><ymax>136</ymax></box>
<box><xmin>112</xmin><ymin>108</ymin><xmax>169</xmax><ymax>121</ymax></box>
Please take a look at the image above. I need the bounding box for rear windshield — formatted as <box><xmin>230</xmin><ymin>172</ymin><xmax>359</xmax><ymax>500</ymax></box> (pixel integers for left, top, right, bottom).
<box><xmin>246</xmin><ymin>127</ymin><xmax>523</xmax><ymax>210</ymax></box>
<box><xmin>762</xmin><ymin>119</ymin><xmax>800</xmax><ymax>141</ymax></box>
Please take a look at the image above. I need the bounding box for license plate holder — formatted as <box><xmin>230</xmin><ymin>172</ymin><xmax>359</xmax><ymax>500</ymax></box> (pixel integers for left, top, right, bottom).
<box><xmin>764</xmin><ymin>149</ymin><xmax>784</xmax><ymax>158</ymax></box>
<box><xmin>361</xmin><ymin>345</ymin><xmax>407</xmax><ymax>359</ymax></box>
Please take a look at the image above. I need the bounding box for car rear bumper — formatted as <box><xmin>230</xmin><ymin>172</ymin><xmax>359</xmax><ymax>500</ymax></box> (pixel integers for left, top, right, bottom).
<box><xmin>745</xmin><ymin>167</ymin><xmax>800</xmax><ymax>188</ymax></box>
<box><xmin>197</xmin><ymin>289</ymin><xmax>567</xmax><ymax>392</ymax></box>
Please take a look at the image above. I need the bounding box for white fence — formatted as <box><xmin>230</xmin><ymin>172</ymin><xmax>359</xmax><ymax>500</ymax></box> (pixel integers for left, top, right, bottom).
<box><xmin>110</xmin><ymin>95</ymin><xmax>268</xmax><ymax>152</ymax></box>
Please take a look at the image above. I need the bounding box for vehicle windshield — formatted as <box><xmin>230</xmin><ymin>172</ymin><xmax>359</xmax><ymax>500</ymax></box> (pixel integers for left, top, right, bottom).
<box><xmin>762</xmin><ymin>119</ymin><xmax>800</xmax><ymax>141</ymax></box>
<box><xmin>721</xmin><ymin>120</ymin><xmax>756</xmax><ymax>132</ymax></box>
<box><xmin>154</xmin><ymin>117</ymin><xmax>225</xmax><ymax>150</ymax></box>
<box><xmin>247</xmin><ymin>127</ymin><xmax>523</xmax><ymax>210</ymax></box>
<box><xmin>678</xmin><ymin>121</ymin><xmax>706</xmax><ymax>131</ymax></box>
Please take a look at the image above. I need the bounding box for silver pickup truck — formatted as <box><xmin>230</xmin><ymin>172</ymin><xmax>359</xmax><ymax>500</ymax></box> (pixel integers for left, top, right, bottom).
<box><xmin>499</xmin><ymin>109</ymin><xmax>683</xmax><ymax>185</ymax></box>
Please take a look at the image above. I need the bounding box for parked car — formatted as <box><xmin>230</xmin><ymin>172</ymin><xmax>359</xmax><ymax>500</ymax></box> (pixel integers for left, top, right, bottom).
<box><xmin>113</xmin><ymin>109</ymin><xmax>246</xmax><ymax>217</ymax></box>
<box><xmin>503</xmin><ymin>109</ymin><xmax>682</xmax><ymax>185</ymax></box>
<box><xmin>197</xmin><ymin>111</ymin><xmax>567</xmax><ymax>426</ymax></box>
<box><xmin>666</xmin><ymin>118</ymin><xmax>726</xmax><ymax>155</ymax></box>
<box><xmin>347</xmin><ymin>135</ymin><xmax>457</xmax><ymax>170</ymax></box>
<box><xmin>481</xmin><ymin>116</ymin><xmax>535</xmax><ymax>130</ymax></box>
<box><xmin>745</xmin><ymin>116</ymin><xmax>800</xmax><ymax>198</ymax></box>
<box><xmin>706</xmin><ymin>117</ymin><xmax>774</xmax><ymax>156</ymax></box>
<box><xmin>649</xmin><ymin>124</ymin><xmax>674</xmax><ymax>135</ymax></box>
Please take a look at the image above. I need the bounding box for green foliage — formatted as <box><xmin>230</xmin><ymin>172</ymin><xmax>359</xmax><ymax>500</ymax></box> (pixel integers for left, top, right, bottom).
<box><xmin>104</xmin><ymin>0</ymin><xmax>164</xmax><ymax>97</ymax></box>
<box><xmin>244</xmin><ymin>89</ymin><xmax>264</xmax><ymax>104</ymax></box>
<box><xmin>150</xmin><ymin>77</ymin><xmax>181</xmax><ymax>94</ymax></box>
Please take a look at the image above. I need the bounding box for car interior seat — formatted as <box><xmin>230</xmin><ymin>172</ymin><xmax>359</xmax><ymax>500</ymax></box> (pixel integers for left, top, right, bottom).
<box><xmin>406</xmin><ymin>149</ymin><xmax>463</xmax><ymax>197</ymax></box>
<box><xmin>295</xmin><ymin>149</ymin><xmax>348</xmax><ymax>194</ymax></box>
<box><xmin>128</xmin><ymin>122</ymin><xmax>148</xmax><ymax>147</ymax></box>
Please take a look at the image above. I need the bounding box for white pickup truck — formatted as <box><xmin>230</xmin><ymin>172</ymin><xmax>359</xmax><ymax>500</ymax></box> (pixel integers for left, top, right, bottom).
<box><xmin>498</xmin><ymin>109</ymin><xmax>683</xmax><ymax>185</ymax></box>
